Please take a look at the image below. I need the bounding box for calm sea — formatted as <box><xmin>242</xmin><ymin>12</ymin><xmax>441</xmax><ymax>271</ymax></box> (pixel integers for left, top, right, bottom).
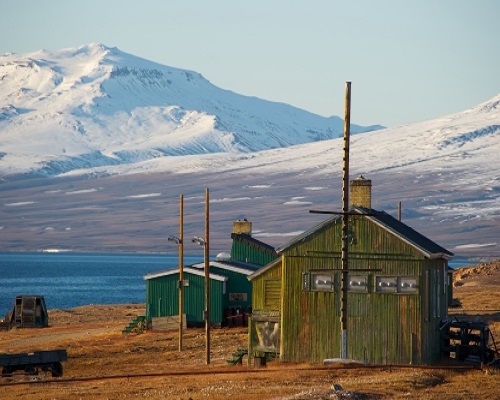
<box><xmin>0</xmin><ymin>252</ymin><xmax>201</xmax><ymax>317</ymax></box>
<box><xmin>0</xmin><ymin>252</ymin><xmax>475</xmax><ymax>318</ymax></box>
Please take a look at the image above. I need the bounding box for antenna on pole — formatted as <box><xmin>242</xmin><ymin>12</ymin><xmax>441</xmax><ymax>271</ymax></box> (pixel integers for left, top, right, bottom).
<box><xmin>340</xmin><ymin>82</ymin><xmax>351</xmax><ymax>359</ymax></box>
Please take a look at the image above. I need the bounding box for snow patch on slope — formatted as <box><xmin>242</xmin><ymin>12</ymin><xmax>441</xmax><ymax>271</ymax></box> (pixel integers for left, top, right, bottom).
<box><xmin>0</xmin><ymin>43</ymin><xmax>381</xmax><ymax>176</ymax></box>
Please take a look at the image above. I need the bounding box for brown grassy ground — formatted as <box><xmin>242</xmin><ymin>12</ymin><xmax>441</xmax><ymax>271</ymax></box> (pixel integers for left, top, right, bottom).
<box><xmin>1</xmin><ymin>261</ymin><xmax>499</xmax><ymax>399</ymax></box>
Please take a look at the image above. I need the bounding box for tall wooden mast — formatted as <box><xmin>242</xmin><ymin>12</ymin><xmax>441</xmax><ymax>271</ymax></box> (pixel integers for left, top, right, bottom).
<box><xmin>340</xmin><ymin>81</ymin><xmax>351</xmax><ymax>359</ymax></box>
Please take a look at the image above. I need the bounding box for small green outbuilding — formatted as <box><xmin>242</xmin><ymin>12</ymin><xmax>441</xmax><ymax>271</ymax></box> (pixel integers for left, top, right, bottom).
<box><xmin>144</xmin><ymin>219</ymin><xmax>278</xmax><ymax>327</ymax></box>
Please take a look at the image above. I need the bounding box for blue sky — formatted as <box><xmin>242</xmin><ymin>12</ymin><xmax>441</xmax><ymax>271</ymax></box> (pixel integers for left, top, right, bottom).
<box><xmin>1</xmin><ymin>0</ymin><xmax>499</xmax><ymax>127</ymax></box>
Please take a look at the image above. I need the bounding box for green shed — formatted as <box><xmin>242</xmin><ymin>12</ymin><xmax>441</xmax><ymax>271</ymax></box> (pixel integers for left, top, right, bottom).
<box><xmin>248</xmin><ymin>177</ymin><xmax>454</xmax><ymax>365</ymax></box>
<box><xmin>143</xmin><ymin>219</ymin><xmax>278</xmax><ymax>328</ymax></box>
<box><xmin>189</xmin><ymin>259</ymin><xmax>261</xmax><ymax>313</ymax></box>
<box><xmin>144</xmin><ymin>266</ymin><xmax>228</xmax><ymax>326</ymax></box>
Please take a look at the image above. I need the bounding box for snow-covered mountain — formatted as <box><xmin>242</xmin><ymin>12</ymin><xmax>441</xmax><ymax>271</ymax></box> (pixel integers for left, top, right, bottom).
<box><xmin>0</xmin><ymin>43</ymin><xmax>380</xmax><ymax>176</ymax></box>
<box><xmin>0</xmin><ymin>44</ymin><xmax>498</xmax><ymax>260</ymax></box>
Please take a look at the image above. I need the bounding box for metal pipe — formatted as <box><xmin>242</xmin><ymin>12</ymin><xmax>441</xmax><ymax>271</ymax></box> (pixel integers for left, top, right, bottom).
<box><xmin>2</xmin><ymin>363</ymin><xmax>479</xmax><ymax>387</ymax></box>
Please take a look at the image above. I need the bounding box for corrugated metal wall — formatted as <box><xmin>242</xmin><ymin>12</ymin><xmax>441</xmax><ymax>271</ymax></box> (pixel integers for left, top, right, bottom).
<box><xmin>146</xmin><ymin>274</ymin><xmax>179</xmax><ymax>320</ymax></box>
<box><xmin>209</xmin><ymin>266</ymin><xmax>252</xmax><ymax>311</ymax></box>
<box><xmin>231</xmin><ymin>240</ymin><xmax>276</xmax><ymax>266</ymax></box>
<box><xmin>145</xmin><ymin>272</ymin><xmax>225</xmax><ymax>324</ymax></box>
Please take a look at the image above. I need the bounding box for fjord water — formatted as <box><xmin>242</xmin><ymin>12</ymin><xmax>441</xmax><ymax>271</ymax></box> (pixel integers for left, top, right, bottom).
<box><xmin>0</xmin><ymin>252</ymin><xmax>474</xmax><ymax>318</ymax></box>
<box><xmin>0</xmin><ymin>252</ymin><xmax>200</xmax><ymax>317</ymax></box>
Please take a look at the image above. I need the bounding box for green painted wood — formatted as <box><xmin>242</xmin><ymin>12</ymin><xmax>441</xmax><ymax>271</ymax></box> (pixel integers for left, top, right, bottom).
<box><xmin>251</xmin><ymin>261</ymin><xmax>282</xmax><ymax>312</ymax></box>
<box><xmin>264</xmin><ymin>279</ymin><xmax>281</xmax><ymax>309</ymax></box>
<box><xmin>253</xmin><ymin>215</ymin><xmax>450</xmax><ymax>365</ymax></box>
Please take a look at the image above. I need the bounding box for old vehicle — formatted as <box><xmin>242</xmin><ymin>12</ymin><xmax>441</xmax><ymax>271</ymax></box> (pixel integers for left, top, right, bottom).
<box><xmin>0</xmin><ymin>349</ymin><xmax>67</xmax><ymax>377</ymax></box>
<box><xmin>1</xmin><ymin>295</ymin><xmax>50</xmax><ymax>330</ymax></box>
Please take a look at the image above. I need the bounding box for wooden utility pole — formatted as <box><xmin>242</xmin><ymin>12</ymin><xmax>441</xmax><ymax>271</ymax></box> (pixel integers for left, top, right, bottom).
<box><xmin>178</xmin><ymin>194</ymin><xmax>184</xmax><ymax>352</ymax></box>
<box><xmin>204</xmin><ymin>188</ymin><xmax>210</xmax><ymax>365</ymax></box>
<box><xmin>340</xmin><ymin>81</ymin><xmax>351</xmax><ymax>360</ymax></box>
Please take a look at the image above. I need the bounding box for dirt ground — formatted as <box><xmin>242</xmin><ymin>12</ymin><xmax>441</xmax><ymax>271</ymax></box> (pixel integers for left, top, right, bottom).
<box><xmin>1</xmin><ymin>261</ymin><xmax>499</xmax><ymax>400</ymax></box>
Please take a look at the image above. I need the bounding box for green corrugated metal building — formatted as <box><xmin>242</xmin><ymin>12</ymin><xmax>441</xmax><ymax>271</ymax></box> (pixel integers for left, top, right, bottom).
<box><xmin>144</xmin><ymin>219</ymin><xmax>278</xmax><ymax>327</ymax></box>
<box><xmin>248</xmin><ymin>177</ymin><xmax>454</xmax><ymax>365</ymax></box>
<box><xmin>144</xmin><ymin>266</ymin><xmax>228</xmax><ymax>325</ymax></box>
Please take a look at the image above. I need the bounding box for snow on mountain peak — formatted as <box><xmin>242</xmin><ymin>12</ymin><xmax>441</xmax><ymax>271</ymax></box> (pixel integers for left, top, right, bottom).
<box><xmin>0</xmin><ymin>43</ymin><xmax>383</xmax><ymax>176</ymax></box>
<box><xmin>476</xmin><ymin>93</ymin><xmax>500</xmax><ymax>113</ymax></box>
<box><xmin>1</xmin><ymin>45</ymin><xmax>499</xmax><ymax>258</ymax></box>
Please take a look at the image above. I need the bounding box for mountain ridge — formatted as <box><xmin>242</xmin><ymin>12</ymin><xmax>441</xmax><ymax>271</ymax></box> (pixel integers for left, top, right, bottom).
<box><xmin>0</xmin><ymin>43</ymin><xmax>381</xmax><ymax>177</ymax></box>
<box><xmin>0</xmin><ymin>44</ymin><xmax>498</xmax><ymax>259</ymax></box>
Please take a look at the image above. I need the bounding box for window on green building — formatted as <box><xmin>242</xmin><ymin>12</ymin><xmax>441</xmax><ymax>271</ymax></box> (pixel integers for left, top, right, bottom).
<box><xmin>348</xmin><ymin>274</ymin><xmax>368</xmax><ymax>292</ymax></box>
<box><xmin>311</xmin><ymin>273</ymin><xmax>334</xmax><ymax>292</ymax></box>
<box><xmin>376</xmin><ymin>276</ymin><xmax>419</xmax><ymax>294</ymax></box>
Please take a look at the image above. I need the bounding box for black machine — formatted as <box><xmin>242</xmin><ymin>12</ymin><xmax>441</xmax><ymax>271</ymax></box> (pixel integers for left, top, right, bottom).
<box><xmin>1</xmin><ymin>295</ymin><xmax>50</xmax><ymax>330</ymax></box>
<box><xmin>441</xmin><ymin>319</ymin><xmax>499</xmax><ymax>365</ymax></box>
<box><xmin>0</xmin><ymin>349</ymin><xmax>67</xmax><ymax>377</ymax></box>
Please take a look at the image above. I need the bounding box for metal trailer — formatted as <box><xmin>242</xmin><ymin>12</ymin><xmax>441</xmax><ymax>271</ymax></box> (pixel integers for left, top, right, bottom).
<box><xmin>0</xmin><ymin>349</ymin><xmax>67</xmax><ymax>377</ymax></box>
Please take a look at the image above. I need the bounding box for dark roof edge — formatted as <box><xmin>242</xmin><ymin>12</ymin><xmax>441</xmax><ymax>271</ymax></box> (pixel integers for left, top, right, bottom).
<box><xmin>358</xmin><ymin>208</ymin><xmax>454</xmax><ymax>259</ymax></box>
